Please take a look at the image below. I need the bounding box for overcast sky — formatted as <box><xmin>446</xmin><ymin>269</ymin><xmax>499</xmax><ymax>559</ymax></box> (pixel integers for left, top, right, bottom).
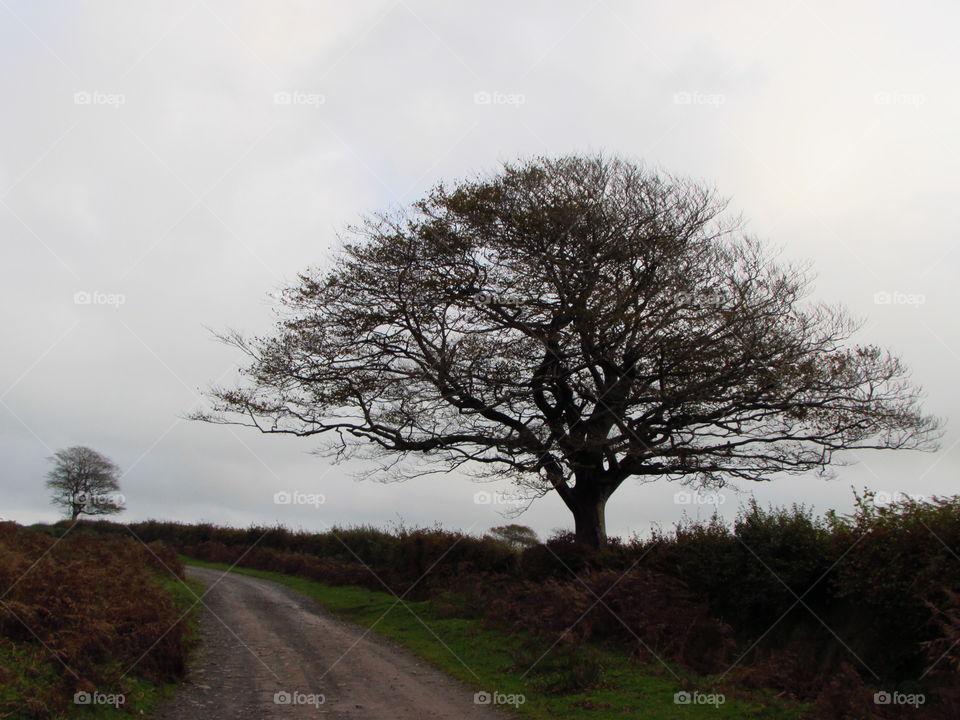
<box><xmin>2</xmin><ymin>0</ymin><xmax>957</xmax><ymax>540</ymax></box>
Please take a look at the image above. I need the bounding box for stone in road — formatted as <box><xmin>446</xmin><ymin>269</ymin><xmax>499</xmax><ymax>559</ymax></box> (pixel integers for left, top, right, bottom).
<box><xmin>153</xmin><ymin>566</ymin><xmax>513</xmax><ymax>719</ymax></box>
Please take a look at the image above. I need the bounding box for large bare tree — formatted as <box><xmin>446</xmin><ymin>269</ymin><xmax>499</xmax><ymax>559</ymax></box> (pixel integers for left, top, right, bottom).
<box><xmin>196</xmin><ymin>155</ymin><xmax>939</xmax><ymax>546</ymax></box>
<box><xmin>46</xmin><ymin>446</ymin><xmax>125</xmax><ymax>521</ymax></box>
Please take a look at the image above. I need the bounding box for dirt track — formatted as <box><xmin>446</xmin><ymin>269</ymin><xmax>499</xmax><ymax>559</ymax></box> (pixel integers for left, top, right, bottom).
<box><xmin>153</xmin><ymin>566</ymin><xmax>513</xmax><ymax>719</ymax></box>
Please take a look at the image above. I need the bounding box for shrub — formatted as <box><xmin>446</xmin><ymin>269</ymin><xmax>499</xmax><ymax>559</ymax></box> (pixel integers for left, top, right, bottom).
<box><xmin>518</xmin><ymin>531</ymin><xmax>596</xmax><ymax>582</ymax></box>
<box><xmin>486</xmin><ymin>566</ymin><xmax>732</xmax><ymax>673</ymax></box>
<box><xmin>641</xmin><ymin>502</ymin><xmax>836</xmax><ymax>635</ymax></box>
<box><xmin>827</xmin><ymin>493</ymin><xmax>960</xmax><ymax>681</ymax></box>
<box><xmin>0</xmin><ymin>523</ymin><xmax>191</xmax><ymax>718</ymax></box>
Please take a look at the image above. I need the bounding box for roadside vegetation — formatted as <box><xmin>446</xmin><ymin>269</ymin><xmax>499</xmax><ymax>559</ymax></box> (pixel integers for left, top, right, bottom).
<box><xmin>0</xmin><ymin>522</ymin><xmax>200</xmax><ymax>719</ymax></box>
<box><xmin>60</xmin><ymin>491</ymin><xmax>960</xmax><ymax>719</ymax></box>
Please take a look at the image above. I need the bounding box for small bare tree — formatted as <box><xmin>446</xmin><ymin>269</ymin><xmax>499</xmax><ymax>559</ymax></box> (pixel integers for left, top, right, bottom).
<box><xmin>195</xmin><ymin>155</ymin><xmax>940</xmax><ymax>546</ymax></box>
<box><xmin>46</xmin><ymin>446</ymin><xmax>125</xmax><ymax>521</ymax></box>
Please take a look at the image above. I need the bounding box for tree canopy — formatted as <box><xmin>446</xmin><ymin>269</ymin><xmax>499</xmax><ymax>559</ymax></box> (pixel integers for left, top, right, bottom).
<box><xmin>45</xmin><ymin>446</ymin><xmax>125</xmax><ymax>521</ymax></box>
<box><xmin>196</xmin><ymin>155</ymin><xmax>940</xmax><ymax>545</ymax></box>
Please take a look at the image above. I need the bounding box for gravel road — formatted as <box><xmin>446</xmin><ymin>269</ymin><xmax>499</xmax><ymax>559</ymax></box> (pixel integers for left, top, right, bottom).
<box><xmin>152</xmin><ymin>566</ymin><xmax>514</xmax><ymax>719</ymax></box>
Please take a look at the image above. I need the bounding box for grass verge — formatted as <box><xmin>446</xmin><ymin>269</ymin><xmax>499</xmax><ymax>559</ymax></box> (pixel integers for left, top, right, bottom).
<box><xmin>184</xmin><ymin>557</ymin><xmax>811</xmax><ymax>719</ymax></box>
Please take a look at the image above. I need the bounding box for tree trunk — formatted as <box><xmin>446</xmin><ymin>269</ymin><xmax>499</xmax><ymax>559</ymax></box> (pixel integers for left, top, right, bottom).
<box><xmin>570</xmin><ymin>485</ymin><xmax>609</xmax><ymax>548</ymax></box>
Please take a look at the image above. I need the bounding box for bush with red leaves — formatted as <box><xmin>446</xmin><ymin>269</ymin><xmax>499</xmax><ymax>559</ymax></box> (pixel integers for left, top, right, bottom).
<box><xmin>0</xmin><ymin>522</ymin><xmax>191</xmax><ymax>718</ymax></box>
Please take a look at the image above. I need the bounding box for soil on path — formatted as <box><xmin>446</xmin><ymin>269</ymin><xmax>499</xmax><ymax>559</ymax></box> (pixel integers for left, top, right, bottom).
<box><xmin>153</xmin><ymin>566</ymin><xmax>514</xmax><ymax>719</ymax></box>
